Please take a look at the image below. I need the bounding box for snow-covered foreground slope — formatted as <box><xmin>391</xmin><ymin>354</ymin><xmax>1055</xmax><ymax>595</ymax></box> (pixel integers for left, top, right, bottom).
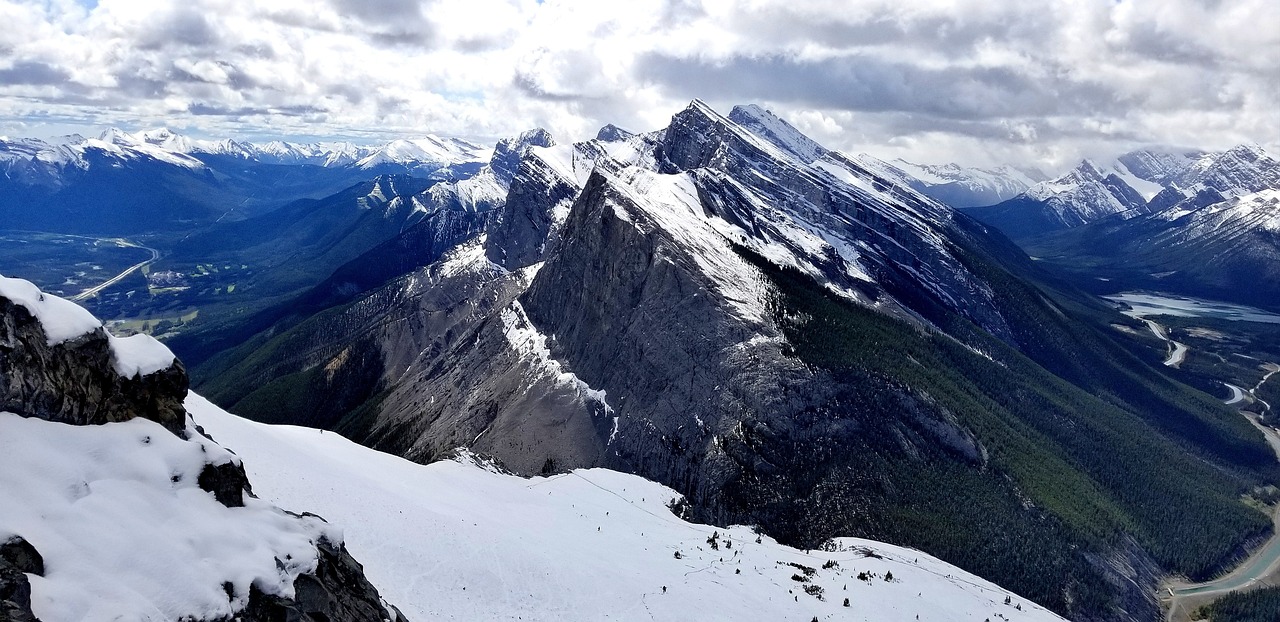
<box><xmin>0</xmin><ymin>275</ymin><xmax>401</xmax><ymax>622</ymax></box>
<box><xmin>0</xmin><ymin>411</ymin><xmax>339</xmax><ymax>621</ymax></box>
<box><xmin>191</xmin><ymin>395</ymin><xmax>1062</xmax><ymax>622</ymax></box>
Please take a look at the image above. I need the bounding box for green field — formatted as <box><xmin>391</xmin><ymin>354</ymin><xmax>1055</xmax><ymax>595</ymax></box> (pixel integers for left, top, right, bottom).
<box><xmin>0</xmin><ymin>231</ymin><xmax>152</xmax><ymax>298</ymax></box>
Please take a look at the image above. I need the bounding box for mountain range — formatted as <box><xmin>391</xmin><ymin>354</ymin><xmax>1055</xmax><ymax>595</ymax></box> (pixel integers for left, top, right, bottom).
<box><xmin>164</xmin><ymin>101</ymin><xmax>1277</xmax><ymax>621</ymax></box>
<box><xmin>0</xmin><ymin>128</ymin><xmax>491</xmax><ymax>235</ymax></box>
<box><xmin>958</xmin><ymin>144</ymin><xmax>1280</xmax><ymax>310</ymax></box>
<box><xmin>2</xmin><ymin>102</ymin><xmax>1279</xmax><ymax>622</ymax></box>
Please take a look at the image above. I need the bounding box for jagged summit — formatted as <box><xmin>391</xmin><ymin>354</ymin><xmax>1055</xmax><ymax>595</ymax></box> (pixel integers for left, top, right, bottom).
<box><xmin>490</xmin><ymin>128</ymin><xmax>555</xmax><ymax>185</ymax></box>
<box><xmin>595</xmin><ymin>123</ymin><xmax>634</xmax><ymax>142</ymax></box>
<box><xmin>726</xmin><ymin>103</ymin><xmax>827</xmax><ymax>164</ymax></box>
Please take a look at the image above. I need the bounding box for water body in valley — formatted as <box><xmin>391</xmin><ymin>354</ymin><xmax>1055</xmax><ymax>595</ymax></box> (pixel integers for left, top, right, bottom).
<box><xmin>1105</xmin><ymin>292</ymin><xmax>1280</xmax><ymax>324</ymax></box>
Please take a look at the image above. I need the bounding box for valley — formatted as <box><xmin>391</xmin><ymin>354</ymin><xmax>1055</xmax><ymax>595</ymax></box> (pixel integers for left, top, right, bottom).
<box><xmin>1098</xmin><ymin>291</ymin><xmax>1280</xmax><ymax>620</ymax></box>
<box><xmin>0</xmin><ymin>231</ymin><xmax>155</xmax><ymax>300</ymax></box>
<box><xmin>1162</xmin><ymin>395</ymin><xmax>1280</xmax><ymax>622</ymax></box>
<box><xmin>2</xmin><ymin>3</ymin><xmax>1277</xmax><ymax>621</ymax></box>
<box><xmin>2</xmin><ymin>104</ymin><xmax>1279</xmax><ymax>622</ymax></box>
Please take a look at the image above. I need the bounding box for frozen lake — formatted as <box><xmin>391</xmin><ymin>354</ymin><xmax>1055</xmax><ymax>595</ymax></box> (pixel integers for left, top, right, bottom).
<box><xmin>1105</xmin><ymin>292</ymin><xmax>1280</xmax><ymax>324</ymax></box>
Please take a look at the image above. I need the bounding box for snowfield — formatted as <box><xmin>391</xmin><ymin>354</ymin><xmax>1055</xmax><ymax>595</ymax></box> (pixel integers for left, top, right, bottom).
<box><xmin>0</xmin><ymin>412</ymin><xmax>338</xmax><ymax>622</ymax></box>
<box><xmin>190</xmin><ymin>395</ymin><xmax>1063</xmax><ymax>622</ymax></box>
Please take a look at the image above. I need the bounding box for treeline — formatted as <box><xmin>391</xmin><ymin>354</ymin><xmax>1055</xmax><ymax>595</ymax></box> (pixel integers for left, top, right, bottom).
<box><xmin>1196</xmin><ymin>587</ymin><xmax>1280</xmax><ymax>622</ymax></box>
<box><xmin>734</xmin><ymin>243</ymin><xmax>1275</xmax><ymax>619</ymax></box>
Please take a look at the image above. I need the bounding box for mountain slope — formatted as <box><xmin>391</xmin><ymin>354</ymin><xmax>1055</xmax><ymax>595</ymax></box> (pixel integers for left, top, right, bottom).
<box><xmin>1028</xmin><ymin>188</ymin><xmax>1280</xmax><ymax>310</ymax></box>
<box><xmin>1022</xmin><ymin>145</ymin><xmax>1280</xmax><ymax>310</ymax></box>
<box><xmin>169</xmin><ymin>129</ymin><xmax>554</xmax><ymax>384</ymax></box>
<box><xmin>192</xmin><ymin>393</ymin><xmax>1065</xmax><ymax>622</ymax></box>
<box><xmin>0</xmin><ymin>275</ymin><xmax>403</xmax><ymax>622</ymax></box>
<box><xmin>189</xmin><ymin>101</ymin><xmax>1277</xmax><ymax>620</ymax></box>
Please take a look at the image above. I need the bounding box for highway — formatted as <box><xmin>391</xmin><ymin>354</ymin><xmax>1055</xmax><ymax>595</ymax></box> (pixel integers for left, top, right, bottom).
<box><xmin>70</xmin><ymin>238</ymin><xmax>160</xmax><ymax>302</ymax></box>
<box><xmin>1164</xmin><ymin>370</ymin><xmax>1280</xmax><ymax>621</ymax></box>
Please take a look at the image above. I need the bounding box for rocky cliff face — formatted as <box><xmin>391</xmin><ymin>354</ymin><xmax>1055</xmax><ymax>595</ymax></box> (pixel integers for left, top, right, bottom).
<box><xmin>291</xmin><ymin>100</ymin><xmax>1022</xmax><ymax>482</ymax></box>
<box><xmin>0</xmin><ymin>295</ymin><xmax>188</xmax><ymax>434</ymax></box>
<box><xmin>192</xmin><ymin>101</ymin><xmax>1278</xmax><ymax>621</ymax></box>
<box><xmin>0</xmin><ymin>278</ymin><xmax>404</xmax><ymax>622</ymax></box>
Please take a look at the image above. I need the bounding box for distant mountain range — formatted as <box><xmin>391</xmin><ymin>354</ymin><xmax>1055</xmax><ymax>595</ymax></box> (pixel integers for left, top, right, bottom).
<box><xmin>4</xmin><ymin>127</ymin><xmax>490</xmax><ymax>175</ymax></box>
<box><xmin>0</xmin><ymin>128</ymin><xmax>491</xmax><ymax>235</ymax></box>
<box><xmin>855</xmin><ymin>156</ymin><xmax>1047</xmax><ymax>208</ymax></box>
<box><xmin>963</xmin><ymin>144</ymin><xmax>1280</xmax><ymax>239</ymax></box>
<box><xmin>955</xmin><ymin>144</ymin><xmax>1280</xmax><ymax>309</ymax></box>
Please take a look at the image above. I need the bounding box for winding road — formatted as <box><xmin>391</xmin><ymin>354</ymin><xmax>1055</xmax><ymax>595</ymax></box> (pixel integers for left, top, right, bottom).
<box><xmin>1224</xmin><ymin>383</ymin><xmax>1248</xmax><ymax>405</ymax></box>
<box><xmin>1138</xmin><ymin>318</ymin><xmax>1189</xmax><ymax>367</ymax></box>
<box><xmin>1164</xmin><ymin>368</ymin><xmax>1280</xmax><ymax>621</ymax></box>
<box><xmin>69</xmin><ymin>238</ymin><xmax>160</xmax><ymax>302</ymax></box>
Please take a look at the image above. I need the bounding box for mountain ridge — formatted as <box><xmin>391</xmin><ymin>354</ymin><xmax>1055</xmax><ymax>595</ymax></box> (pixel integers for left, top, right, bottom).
<box><xmin>185</xmin><ymin>100</ymin><xmax>1277</xmax><ymax>620</ymax></box>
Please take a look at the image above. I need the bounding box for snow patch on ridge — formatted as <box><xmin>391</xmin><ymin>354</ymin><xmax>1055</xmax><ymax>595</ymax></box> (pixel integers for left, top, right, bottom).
<box><xmin>728</xmin><ymin>104</ymin><xmax>826</xmax><ymax>164</ymax></box>
<box><xmin>499</xmin><ymin>300</ymin><xmax>613</xmax><ymax>412</ymax></box>
<box><xmin>191</xmin><ymin>396</ymin><xmax>1066</xmax><ymax>622</ymax></box>
<box><xmin>436</xmin><ymin>236</ymin><xmax>503</xmax><ymax>279</ymax></box>
<box><xmin>107</xmin><ymin>333</ymin><xmax>177</xmax><ymax>378</ymax></box>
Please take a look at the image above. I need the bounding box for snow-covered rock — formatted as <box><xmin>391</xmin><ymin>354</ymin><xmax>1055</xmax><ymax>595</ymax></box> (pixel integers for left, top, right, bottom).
<box><xmin>0</xmin><ymin>278</ymin><xmax>404</xmax><ymax>622</ymax></box>
<box><xmin>0</xmin><ymin>275</ymin><xmax>187</xmax><ymax>433</ymax></box>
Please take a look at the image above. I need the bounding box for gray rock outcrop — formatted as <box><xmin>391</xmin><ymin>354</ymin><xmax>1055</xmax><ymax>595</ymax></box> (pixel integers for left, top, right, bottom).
<box><xmin>0</xmin><ymin>296</ymin><xmax>188</xmax><ymax>434</ymax></box>
<box><xmin>0</xmin><ymin>537</ymin><xmax>41</xmax><ymax>622</ymax></box>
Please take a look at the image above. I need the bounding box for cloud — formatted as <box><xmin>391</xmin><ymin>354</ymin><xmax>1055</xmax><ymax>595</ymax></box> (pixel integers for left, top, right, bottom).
<box><xmin>0</xmin><ymin>61</ymin><xmax>70</xmax><ymax>85</ymax></box>
<box><xmin>0</xmin><ymin>0</ymin><xmax>1274</xmax><ymax>171</ymax></box>
<box><xmin>634</xmin><ymin>52</ymin><xmax>1122</xmax><ymax>121</ymax></box>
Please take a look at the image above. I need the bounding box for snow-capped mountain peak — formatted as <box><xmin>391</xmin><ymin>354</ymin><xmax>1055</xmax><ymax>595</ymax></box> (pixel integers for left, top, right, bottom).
<box><xmin>354</xmin><ymin>136</ymin><xmax>491</xmax><ymax>172</ymax></box>
<box><xmin>1178</xmin><ymin>143</ymin><xmax>1280</xmax><ymax>196</ymax></box>
<box><xmin>595</xmin><ymin>123</ymin><xmax>635</xmax><ymax>142</ymax></box>
<box><xmin>726</xmin><ymin>103</ymin><xmax>828</xmax><ymax>164</ymax></box>
<box><xmin>854</xmin><ymin>155</ymin><xmax>1044</xmax><ymax>208</ymax></box>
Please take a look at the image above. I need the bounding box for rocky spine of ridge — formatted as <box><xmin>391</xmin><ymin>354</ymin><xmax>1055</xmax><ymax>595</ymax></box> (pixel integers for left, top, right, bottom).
<box><xmin>0</xmin><ymin>285</ymin><xmax>405</xmax><ymax>622</ymax></box>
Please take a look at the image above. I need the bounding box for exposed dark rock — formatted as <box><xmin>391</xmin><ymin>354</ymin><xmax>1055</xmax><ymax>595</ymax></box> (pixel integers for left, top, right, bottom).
<box><xmin>595</xmin><ymin>124</ymin><xmax>634</xmax><ymax>143</ymax></box>
<box><xmin>1145</xmin><ymin>185</ymin><xmax>1188</xmax><ymax>214</ymax></box>
<box><xmin>484</xmin><ymin>142</ymin><xmax>581</xmax><ymax>270</ymax></box>
<box><xmin>197</xmin><ymin>461</ymin><xmax>253</xmax><ymax>508</ymax></box>
<box><xmin>0</xmin><ymin>537</ymin><xmax>40</xmax><ymax>622</ymax></box>
<box><xmin>0</xmin><ymin>295</ymin><xmax>187</xmax><ymax>434</ymax></box>
<box><xmin>240</xmin><ymin>538</ymin><xmax>406</xmax><ymax>622</ymax></box>
<box><xmin>0</xmin><ymin>538</ymin><xmax>42</xmax><ymax>577</ymax></box>
<box><xmin>489</xmin><ymin>128</ymin><xmax>555</xmax><ymax>186</ymax></box>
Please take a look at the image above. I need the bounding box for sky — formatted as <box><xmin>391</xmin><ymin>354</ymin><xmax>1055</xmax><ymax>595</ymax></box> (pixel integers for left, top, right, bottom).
<box><xmin>0</xmin><ymin>0</ymin><xmax>1277</xmax><ymax>171</ymax></box>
